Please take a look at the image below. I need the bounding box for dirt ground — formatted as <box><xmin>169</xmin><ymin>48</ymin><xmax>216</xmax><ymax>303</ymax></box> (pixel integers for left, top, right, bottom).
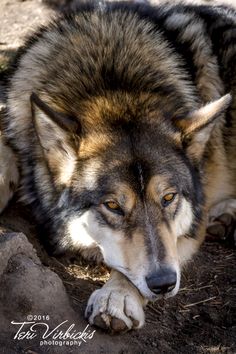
<box><xmin>0</xmin><ymin>0</ymin><xmax>236</xmax><ymax>353</ymax></box>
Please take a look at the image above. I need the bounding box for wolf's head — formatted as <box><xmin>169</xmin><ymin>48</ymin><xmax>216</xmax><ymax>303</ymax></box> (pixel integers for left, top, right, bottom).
<box><xmin>30</xmin><ymin>91</ymin><xmax>230</xmax><ymax>300</ymax></box>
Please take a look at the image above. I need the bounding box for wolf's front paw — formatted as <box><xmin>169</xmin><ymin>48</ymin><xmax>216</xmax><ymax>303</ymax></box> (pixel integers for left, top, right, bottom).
<box><xmin>207</xmin><ymin>199</ymin><xmax>236</xmax><ymax>246</ymax></box>
<box><xmin>85</xmin><ymin>273</ymin><xmax>145</xmax><ymax>332</ymax></box>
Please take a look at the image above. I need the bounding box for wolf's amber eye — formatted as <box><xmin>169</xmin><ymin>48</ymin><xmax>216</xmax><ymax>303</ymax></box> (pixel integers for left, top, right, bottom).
<box><xmin>161</xmin><ymin>193</ymin><xmax>176</xmax><ymax>207</ymax></box>
<box><xmin>107</xmin><ymin>201</ymin><xmax>119</xmax><ymax>209</ymax></box>
<box><xmin>104</xmin><ymin>201</ymin><xmax>124</xmax><ymax>215</ymax></box>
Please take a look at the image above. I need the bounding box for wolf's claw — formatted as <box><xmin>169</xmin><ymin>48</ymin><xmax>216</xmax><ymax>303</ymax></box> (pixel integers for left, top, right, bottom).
<box><xmin>85</xmin><ymin>272</ymin><xmax>145</xmax><ymax>332</ymax></box>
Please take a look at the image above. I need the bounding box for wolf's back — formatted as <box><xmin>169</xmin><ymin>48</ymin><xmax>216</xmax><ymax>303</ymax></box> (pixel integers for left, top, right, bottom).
<box><xmin>2</xmin><ymin>1</ymin><xmax>236</xmax><ymax>218</ymax></box>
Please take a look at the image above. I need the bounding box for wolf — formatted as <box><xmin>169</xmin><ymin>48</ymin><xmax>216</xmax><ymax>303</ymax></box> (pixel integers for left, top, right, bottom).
<box><xmin>0</xmin><ymin>0</ymin><xmax>235</xmax><ymax>332</ymax></box>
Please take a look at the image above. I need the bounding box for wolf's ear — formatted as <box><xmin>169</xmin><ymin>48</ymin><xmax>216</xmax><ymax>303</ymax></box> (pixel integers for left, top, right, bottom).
<box><xmin>31</xmin><ymin>92</ymin><xmax>80</xmax><ymax>135</ymax></box>
<box><xmin>30</xmin><ymin>92</ymin><xmax>80</xmax><ymax>184</ymax></box>
<box><xmin>175</xmin><ymin>94</ymin><xmax>231</xmax><ymax>160</ymax></box>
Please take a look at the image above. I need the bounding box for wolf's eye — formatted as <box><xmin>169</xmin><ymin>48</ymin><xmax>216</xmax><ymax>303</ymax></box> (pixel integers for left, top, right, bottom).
<box><xmin>104</xmin><ymin>201</ymin><xmax>124</xmax><ymax>215</ymax></box>
<box><xmin>161</xmin><ymin>193</ymin><xmax>176</xmax><ymax>207</ymax></box>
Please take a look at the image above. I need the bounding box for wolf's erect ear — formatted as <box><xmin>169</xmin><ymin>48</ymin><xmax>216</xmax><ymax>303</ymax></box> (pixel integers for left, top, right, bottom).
<box><xmin>31</xmin><ymin>93</ymin><xmax>80</xmax><ymax>135</ymax></box>
<box><xmin>30</xmin><ymin>92</ymin><xmax>80</xmax><ymax>185</ymax></box>
<box><xmin>175</xmin><ymin>94</ymin><xmax>231</xmax><ymax>160</ymax></box>
<box><xmin>176</xmin><ymin>94</ymin><xmax>231</xmax><ymax>134</ymax></box>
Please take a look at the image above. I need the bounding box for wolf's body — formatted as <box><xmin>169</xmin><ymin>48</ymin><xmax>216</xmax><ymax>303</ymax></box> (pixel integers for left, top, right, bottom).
<box><xmin>0</xmin><ymin>1</ymin><xmax>235</xmax><ymax>331</ymax></box>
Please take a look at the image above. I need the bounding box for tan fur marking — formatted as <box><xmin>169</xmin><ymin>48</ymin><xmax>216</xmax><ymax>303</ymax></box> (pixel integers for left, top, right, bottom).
<box><xmin>158</xmin><ymin>224</ymin><xmax>178</xmax><ymax>265</ymax></box>
<box><xmin>147</xmin><ymin>175</ymin><xmax>175</xmax><ymax>203</ymax></box>
<box><xmin>79</xmin><ymin>132</ymin><xmax>112</xmax><ymax>158</ymax></box>
<box><xmin>122</xmin><ymin>231</ymin><xmax>147</xmax><ymax>274</ymax></box>
<box><xmin>109</xmin><ymin>182</ymin><xmax>137</xmax><ymax>212</ymax></box>
<box><xmin>81</xmin><ymin>96</ymin><xmax>128</xmax><ymax>129</ymax></box>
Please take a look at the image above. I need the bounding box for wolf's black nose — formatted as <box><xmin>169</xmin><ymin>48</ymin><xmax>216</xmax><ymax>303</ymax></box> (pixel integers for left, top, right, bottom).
<box><xmin>146</xmin><ymin>268</ymin><xmax>177</xmax><ymax>295</ymax></box>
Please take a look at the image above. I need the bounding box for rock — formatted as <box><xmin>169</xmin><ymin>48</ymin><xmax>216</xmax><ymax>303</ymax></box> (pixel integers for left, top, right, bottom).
<box><xmin>0</xmin><ymin>231</ymin><xmax>128</xmax><ymax>353</ymax></box>
<box><xmin>0</xmin><ymin>232</ymin><xmax>78</xmax><ymax>352</ymax></box>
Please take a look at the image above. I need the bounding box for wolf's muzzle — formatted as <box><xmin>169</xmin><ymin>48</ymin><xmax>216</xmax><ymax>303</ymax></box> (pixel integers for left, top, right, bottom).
<box><xmin>146</xmin><ymin>267</ymin><xmax>177</xmax><ymax>295</ymax></box>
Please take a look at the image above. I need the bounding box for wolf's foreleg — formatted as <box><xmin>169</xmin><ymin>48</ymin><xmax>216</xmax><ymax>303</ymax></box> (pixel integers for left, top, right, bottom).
<box><xmin>85</xmin><ymin>270</ymin><xmax>147</xmax><ymax>332</ymax></box>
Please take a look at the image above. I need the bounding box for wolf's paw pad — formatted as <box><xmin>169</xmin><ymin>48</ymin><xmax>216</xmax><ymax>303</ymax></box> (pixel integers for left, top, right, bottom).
<box><xmin>85</xmin><ymin>286</ymin><xmax>145</xmax><ymax>333</ymax></box>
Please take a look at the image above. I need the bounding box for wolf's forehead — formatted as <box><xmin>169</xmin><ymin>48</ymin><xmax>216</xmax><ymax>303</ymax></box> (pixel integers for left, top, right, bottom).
<box><xmin>78</xmin><ymin>154</ymin><xmax>181</xmax><ymax>197</ymax></box>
